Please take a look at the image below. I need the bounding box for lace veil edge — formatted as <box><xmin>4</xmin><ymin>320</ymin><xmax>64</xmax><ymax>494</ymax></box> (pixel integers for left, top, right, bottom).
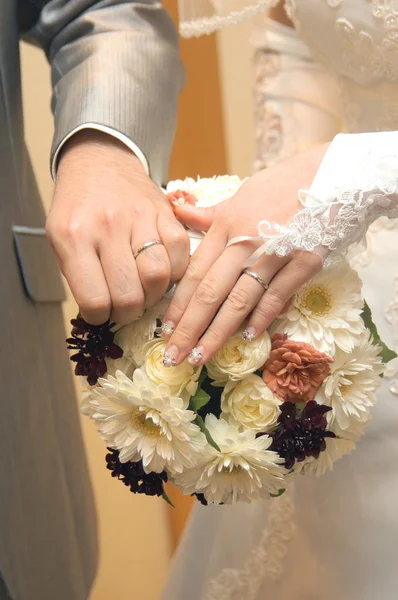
<box><xmin>178</xmin><ymin>0</ymin><xmax>277</xmax><ymax>37</ymax></box>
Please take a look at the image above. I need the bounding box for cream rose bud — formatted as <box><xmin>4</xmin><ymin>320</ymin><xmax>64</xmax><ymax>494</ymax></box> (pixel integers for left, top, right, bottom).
<box><xmin>143</xmin><ymin>339</ymin><xmax>202</xmax><ymax>406</ymax></box>
<box><xmin>114</xmin><ymin>297</ymin><xmax>170</xmax><ymax>367</ymax></box>
<box><xmin>207</xmin><ymin>328</ymin><xmax>271</xmax><ymax>384</ymax></box>
<box><xmin>221</xmin><ymin>374</ymin><xmax>281</xmax><ymax>432</ymax></box>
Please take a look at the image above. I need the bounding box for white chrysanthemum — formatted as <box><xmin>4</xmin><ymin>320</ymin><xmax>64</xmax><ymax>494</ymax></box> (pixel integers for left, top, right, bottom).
<box><xmin>316</xmin><ymin>331</ymin><xmax>383</xmax><ymax>438</ymax></box>
<box><xmin>271</xmin><ymin>262</ymin><xmax>364</xmax><ymax>354</ymax></box>
<box><xmin>82</xmin><ymin>369</ymin><xmax>206</xmax><ymax>474</ymax></box>
<box><xmin>142</xmin><ymin>339</ymin><xmax>202</xmax><ymax>406</ymax></box>
<box><xmin>166</xmin><ymin>175</ymin><xmax>244</xmax><ymax>208</ymax></box>
<box><xmin>113</xmin><ymin>297</ymin><xmax>169</xmax><ymax>367</ymax></box>
<box><xmin>298</xmin><ymin>437</ymin><xmax>357</xmax><ymax>477</ymax></box>
<box><xmin>221</xmin><ymin>374</ymin><xmax>281</xmax><ymax>432</ymax></box>
<box><xmin>174</xmin><ymin>415</ymin><xmax>286</xmax><ymax>504</ymax></box>
<box><xmin>207</xmin><ymin>327</ymin><xmax>271</xmax><ymax>385</ymax></box>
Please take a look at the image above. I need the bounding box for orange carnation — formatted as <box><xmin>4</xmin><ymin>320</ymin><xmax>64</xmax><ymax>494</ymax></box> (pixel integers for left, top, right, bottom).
<box><xmin>262</xmin><ymin>334</ymin><xmax>333</xmax><ymax>403</ymax></box>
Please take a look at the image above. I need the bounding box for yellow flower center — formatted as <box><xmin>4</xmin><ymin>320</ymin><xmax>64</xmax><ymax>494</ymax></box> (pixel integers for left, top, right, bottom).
<box><xmin>299</xmin><ymin>285</ymin><xmax>332</xmax><ymax>316</ymax></box>
<box><xmin>131</xmin><ymin>409</ymin><xmax>161</xmax><ymax>437</ymax></box>
<box><xmin>339</xmin><ymin>381</ymin><xmax>352</xmax><ymax>397</ymax></box>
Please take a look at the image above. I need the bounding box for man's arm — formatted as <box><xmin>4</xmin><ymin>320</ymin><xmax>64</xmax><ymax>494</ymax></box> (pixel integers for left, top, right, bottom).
<box><xmin>20</xmin><ymin>0</ymin><xmax>184</xmax><ymax>184</ymax></box>
<box><xmin>19</xmin><ymin>1</ymin><xmax>190</xmax><ymax>326</ymax></box>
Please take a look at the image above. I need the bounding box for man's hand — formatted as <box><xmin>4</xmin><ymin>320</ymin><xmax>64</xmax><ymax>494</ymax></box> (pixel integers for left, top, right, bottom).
<box><xmin>46</xmin><ymin>130</ymin><xmax>189</xmax><ymax>325</ymax></box>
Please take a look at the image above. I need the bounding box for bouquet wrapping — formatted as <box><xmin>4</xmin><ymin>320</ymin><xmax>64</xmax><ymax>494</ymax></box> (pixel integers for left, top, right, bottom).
<box><xmin>68</xmin><ymin>176</ymin><xmax>395</xmax><ymax>505</ymax></box>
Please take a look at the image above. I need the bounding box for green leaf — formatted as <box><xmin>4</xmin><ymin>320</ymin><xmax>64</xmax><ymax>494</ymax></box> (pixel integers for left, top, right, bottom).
<box><xmin>361</xmin><ymin>301</ymin><xmax>397</xmax><ymax>364</ymax></box>
<box><xmin>190</xmin><ymin>388</ymin><xmax>211</xmax><ymax>412</ymax></box>
<box><xmin>162</xmin><ymin>489</ymin><xmax>175</xmax><ymax>508</ymax></box>
<box><xmin>195</xmin><ymin>414</ymin><xmax>221</xmax><ymax>452</ymax></box>
<box><xmin>189</xmin><ymin>367</ymin><xmax>211</xmax><ymax>413</ymax></box>
<box><xmin>270</xmin><ymin>488</ymin><xmax>286</xmax><ymax>498</ymax></box>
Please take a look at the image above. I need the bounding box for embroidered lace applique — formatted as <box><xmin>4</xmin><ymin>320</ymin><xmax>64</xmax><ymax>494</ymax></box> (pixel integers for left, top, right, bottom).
<box><xmin>336</xmin><ymin>9</ymin><xmax>398</xmax><ymax>81</ymax></box>
<box><xmin>253</xmin><ymin>49</ymin><xmax>283</xmax><ymax>172</ymax></box>
<box><xmin>227</xmin><ymin>150</ymin><xmax>398</xmax><ymax>266</ymax></box>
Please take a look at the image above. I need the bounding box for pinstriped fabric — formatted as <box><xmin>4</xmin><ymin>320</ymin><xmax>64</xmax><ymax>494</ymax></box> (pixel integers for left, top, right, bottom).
<box><xmin>22</xmin><ymin>1</ymin><xmax>185</xmax><ymax>184</ymax></box>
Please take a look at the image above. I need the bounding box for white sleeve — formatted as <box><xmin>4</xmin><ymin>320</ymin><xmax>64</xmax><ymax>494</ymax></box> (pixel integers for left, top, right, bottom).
<box><xmin>236</xmin><ymin>132</ymin><xmax>398</xmax><ymax>266</ymax></box>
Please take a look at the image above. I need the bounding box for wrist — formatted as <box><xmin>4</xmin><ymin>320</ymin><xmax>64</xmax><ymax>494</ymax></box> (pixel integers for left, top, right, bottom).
<box><xmin>57</xmin><ymin>129</ymin><xmax>147</xmax><ymax>179</ymax></box>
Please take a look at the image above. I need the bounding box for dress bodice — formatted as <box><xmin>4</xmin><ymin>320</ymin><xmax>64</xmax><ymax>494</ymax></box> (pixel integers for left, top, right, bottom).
<box><xmin>284</xmin><ymin>0</ymin><xmax>398</xmax><ymax>132</ymax></box>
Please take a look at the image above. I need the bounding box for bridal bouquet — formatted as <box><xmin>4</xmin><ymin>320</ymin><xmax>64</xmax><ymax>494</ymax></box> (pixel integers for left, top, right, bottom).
<box><xmin>69</xmin><ymin>176</ymin><xmax>396</xmax><ymax>505</ymax></box>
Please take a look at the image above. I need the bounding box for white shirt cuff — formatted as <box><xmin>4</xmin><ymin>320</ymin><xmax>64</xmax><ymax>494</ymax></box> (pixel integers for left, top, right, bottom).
<box><xmin>51</xmin><ymin>123</ymin><xmax>150</xmax><ymax>180</ymax></box>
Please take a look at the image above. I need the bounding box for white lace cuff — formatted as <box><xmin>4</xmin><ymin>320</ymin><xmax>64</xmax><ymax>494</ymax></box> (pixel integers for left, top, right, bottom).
<box><xmin>228</xmin><ymin>132</ymin><xmax>398</xmax><ymax>266</ymax></box>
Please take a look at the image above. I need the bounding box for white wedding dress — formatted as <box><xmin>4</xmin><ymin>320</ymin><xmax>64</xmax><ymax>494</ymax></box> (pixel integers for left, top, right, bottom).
<box><xmin>162</xmin><ymin>3</ymin><xmax>398</xmax><ymax>599</ymax></box>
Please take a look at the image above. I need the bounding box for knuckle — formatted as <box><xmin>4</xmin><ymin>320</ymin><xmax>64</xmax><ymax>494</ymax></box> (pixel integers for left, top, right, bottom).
<box><xmin>203</xmin><ymin>327</ymin><xmax>222</xmax><ymax>346</ymax></box>
<box><xmin>169</xmin><ymin>229</ymin><xmax>190</xmax><ymax>251</ymax></box>
<box><xmin>185</xmin><ymin>258</ymin><xmax>205</xmax><ymax>283</ymax></box>
<box><xmin>195</xmin><ymin>278</ymin><xmax>220</xmax><ymax>306</ymax></box>
<box><xmin>166</xmin><ymin>295</ymin><xmax>186</xmax><ymax>321</ymax></box>
<box><xmin>265</xmin><ymin>286</ymin><xmax>285</xmax><ymax>310</ymax></box>
<box><xmin>113</xmin><ymin>290</ymin><xmax>144</xmax><ymax>312</ymax></box>
<box><xmin>79</xmin><ymin>296</ymin><xmax>110</xmax><ymax>318</ymax></box>
<box><xmin>255</xmin><ymin>288</ymin><xmax>284</xmax><ymax>322</ymax></box>
<box><xmin>141</xmin><ymin>262</ymin><xmax>170</xmax><ymax>287</ymax></box>
<box><xmin>100</xmin><ymin>208</ymin><xmax>120</xmax><ymax>230</ymax></box>
<box><xmin>48</xmin><ymin>219</ymin><xmax>85</xmax><ymax>247</ymax></box>
<box><xmin>226</xmin><ymin>287</ymin><xmax>251</xmax><ymax>313</ymax></box>
<box><xmin>173</xmin><ymin>325</ymin><xmax>195</xmax><ymax>346</ymax></box>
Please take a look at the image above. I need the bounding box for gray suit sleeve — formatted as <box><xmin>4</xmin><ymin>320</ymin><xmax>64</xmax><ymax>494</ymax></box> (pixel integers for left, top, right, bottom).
<box><xmin>19</xmin><ymin>0</ymin><xmax>185</xmax><ymax>185</ymax></box>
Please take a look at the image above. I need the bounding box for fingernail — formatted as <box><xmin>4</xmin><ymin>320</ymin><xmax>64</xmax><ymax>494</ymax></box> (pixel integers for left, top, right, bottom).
<box><xmin>242</xmin><ymin>328</ymin><xmax>256</xmax><ymax>343</ymax></box>
<box><xmin>163</xmin><ymin>346</ymin><xmax>178</xmax><ymax>368</ymax></box>
<box><xmin>161</xmin><ymin>320</ymin><xmax>175</xmax><ymax>338</ymax></box>
<box><xmin>173</xmin><ymin>197</ymin><xmax>186</xmax><ymax>207</ymax></box>
<box><xmin>188</xmin><ymin>346</ymin><xmax>204</xmax><ymax>366</ymax></box>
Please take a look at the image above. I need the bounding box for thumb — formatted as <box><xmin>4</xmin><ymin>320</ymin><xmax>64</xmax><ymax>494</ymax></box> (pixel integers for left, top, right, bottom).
<box><xmin>173</xmin><ymin>200</ymin><xmax>226</xmax><ymax>232</ymax></box>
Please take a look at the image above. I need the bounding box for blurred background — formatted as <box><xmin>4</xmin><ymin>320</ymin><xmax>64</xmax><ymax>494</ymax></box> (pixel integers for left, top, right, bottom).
<box><xmin>21</xmin><ymin>2</ymin><xmax>255</xmax><ymax>597</ymax></box>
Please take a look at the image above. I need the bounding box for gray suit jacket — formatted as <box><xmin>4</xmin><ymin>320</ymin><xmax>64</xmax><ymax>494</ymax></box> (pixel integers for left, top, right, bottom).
<box><xmin>0</xmin><ymin>2</ymin><xmax>183</xmax><ymax>599</ymax></box>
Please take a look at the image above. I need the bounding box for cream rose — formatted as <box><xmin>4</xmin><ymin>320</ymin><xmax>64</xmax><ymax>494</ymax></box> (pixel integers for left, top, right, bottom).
<box><xmin>221</xmin><ymin>374</ymin><xmax>281</xmax><ymax>432</ymax></box>
<box><xmin>143</xmin><ymin>339</ymin><xmax>202</xmax><ymax>406</ymax></box>
<box><xmin>207</xmin><ymin>328</ymin><xmax>271</xmax><ymax>384</ymax></box>
<box><xmin>114</xmin><ymin>298</ymin><xmax>169</xmax><ymax>367</ymax></box>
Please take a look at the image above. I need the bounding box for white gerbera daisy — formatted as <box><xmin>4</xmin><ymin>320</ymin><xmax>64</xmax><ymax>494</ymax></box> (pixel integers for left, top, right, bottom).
<box><xmin>174</xmin><ymin>415</ymin><xmax>286</xmax><ymax>504</ymax></box>
<box><xmin>83</xmin><ymin>369</ymin><xmax>206</xmax><ymax>474</ymax></box>
<box><xmin>316</xmin><ymin>331</ymin><xmax>383</xmax><ymax>438</ymax></box>
<box><xmin>271</xmin><ymin>262</ymin><xmax>364</xmax><ymax>354</ymax></box>
<box><xmin>298</xmin><ymin>437</ymin><xmax>357</xmax><ymax>477</ymax></box>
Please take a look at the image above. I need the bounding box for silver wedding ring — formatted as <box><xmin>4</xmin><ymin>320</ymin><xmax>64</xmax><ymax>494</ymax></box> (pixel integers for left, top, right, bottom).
<box><xmin>134</xmin><ymin>239</ymin><xmax>163</xmax><ymax>259</ymax></box>
<box><xmin>243</xmin><ymin>268</ymin><xmax>269</xmax><ymax>291</ymax></box>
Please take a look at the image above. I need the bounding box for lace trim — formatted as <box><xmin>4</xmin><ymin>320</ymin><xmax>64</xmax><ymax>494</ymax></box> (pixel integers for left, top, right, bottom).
<box><xmin>253</xmin><ymin>48</ymin><xmax>283</xmax><ymax>172</ymax></box>
<box><xmin>203</xmin><ymin>488</ymin><xmax>296</xmax><ymax>600</ymax></box>
<box><xmin>228</xmin><ymin>132</ymin><xmax>398</xmax><ymax>266</ymax></box>
<box><xmin>179</xmin><ymin>1</ymin><xmax>278</xmax><ymax>37</ymax></box>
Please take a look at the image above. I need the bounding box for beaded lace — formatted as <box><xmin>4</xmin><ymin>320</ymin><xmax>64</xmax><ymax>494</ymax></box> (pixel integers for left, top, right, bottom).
<box><xmin>178</xmin><ymin>0</ymin><xmax>277</xmax><ymax>37</ymax></box>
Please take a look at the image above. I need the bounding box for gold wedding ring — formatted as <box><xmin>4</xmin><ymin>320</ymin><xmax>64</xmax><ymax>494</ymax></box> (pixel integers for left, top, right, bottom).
<box><xmin>243</xmin><ymin>268</ymin><xmax>269</xmax><ymax>291</ymax></box>
<box><xmin>134</xmin><ymin>239</ymin><xmax>163</xmax><ymax>259</ymax></box>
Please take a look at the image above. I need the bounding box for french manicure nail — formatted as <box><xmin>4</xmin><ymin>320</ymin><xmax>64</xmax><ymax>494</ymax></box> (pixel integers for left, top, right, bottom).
<box><xmin>161</xmin><ymin>320</ymin><xmax>175</xmax><ymax>338</ymax></box>
<box><xmin>242</xmin><ymin>328</ymin><xmax>256</xmax><ymax>343</ymax></box>
<box><xmin>163</xmin><ymin>346</ymin><xmax>178</xmax><ymax>368</ymax></box>
<box><xmin>188</xmin><ymin>346</ymin><xmax>204</xmax><ymax>366</ymax></box>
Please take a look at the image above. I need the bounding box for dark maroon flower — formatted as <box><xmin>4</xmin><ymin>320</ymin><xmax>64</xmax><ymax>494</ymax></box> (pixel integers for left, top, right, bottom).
<box><xmin>66</xmin><ymin>316</ymin><xmax>123</xmax><ymax>385</ymax></box>
<box><xmin>105</xmin><ymin>449</ymin><xmax>167</xmax><ymax>497</ymax></box>
<box><xmin>266</xmin><ymin>401</ymin><xmax>336</xmax><ymax>470</ymax></box>
<box><xmin>194</xmin><ymin>493</ymin><xmax>208</xmax><ymax>506</ymax></box>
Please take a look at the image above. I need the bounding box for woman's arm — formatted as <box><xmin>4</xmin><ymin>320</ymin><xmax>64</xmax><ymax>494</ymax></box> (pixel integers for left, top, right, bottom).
<box><xmin>162</xmin><ymin>132</ymin><xmax>398</xmax><ymax>367</ymax></box>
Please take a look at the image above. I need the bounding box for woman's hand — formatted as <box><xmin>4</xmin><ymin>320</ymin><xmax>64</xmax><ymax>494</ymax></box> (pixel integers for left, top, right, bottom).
<box><xmin>161</xmin><ymin>144</ymin><xmax>329</xmax><ymax>367</ymax></box>
<box><xmin>46</xmin><ymin>130</ymin><xmax>190</xmax><ymax>326</ymax></box>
